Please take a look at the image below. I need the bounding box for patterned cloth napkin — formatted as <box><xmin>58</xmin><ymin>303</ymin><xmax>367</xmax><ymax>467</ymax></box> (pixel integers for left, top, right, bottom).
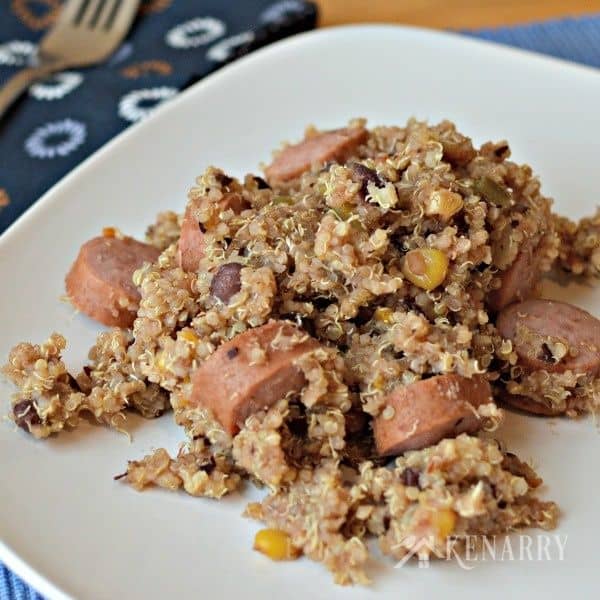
<box><xmin>1</xmin><ymin>6</ymin><xmax>599</xmax><ymax>599</ymax></box>
<box><xmin>0</xmin><ymin>0</ymin><xmax>317</xmax><ymax>234</ymax></box>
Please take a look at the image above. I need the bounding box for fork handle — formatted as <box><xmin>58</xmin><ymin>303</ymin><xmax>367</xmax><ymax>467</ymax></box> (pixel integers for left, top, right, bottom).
<box><xmin>0</xmin><ymin>65</ymin><xmax>58</xmax><ymax>120</ymax></box>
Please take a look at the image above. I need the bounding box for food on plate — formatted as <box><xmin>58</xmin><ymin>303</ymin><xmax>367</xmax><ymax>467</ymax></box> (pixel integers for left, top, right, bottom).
<box><xmin>264</xmin><ymin>127</ymin><xmax>368</xmax><ymax>182</ymax></box>
<box><xmin>7</xmin><ymin>117</ymin><xmax>600</xmax><ymax>584</ymax></box>
<box><xmin>65</xmin><ymin>233</ymin><xmax>160</xmax><ymax>327</ymax></box>
<box><xmin>497</xmin><ymin>299</ymin><xmax>600</xmax><ymax>415</ymax></box>
<box><xmin>372</xmin><ymin>374</ymin><xmax>494</xmax><ymax>456</ymax></box>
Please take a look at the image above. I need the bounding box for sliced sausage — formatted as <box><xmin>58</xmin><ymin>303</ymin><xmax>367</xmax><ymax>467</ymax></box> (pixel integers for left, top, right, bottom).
<box><xmin>497</xmin><ymin>299</ymin><xmax>600</xmax><ymax>375</ymax></box>
<box><xmin>500</xmin><ymin>392</ymin><xmax>563</xmax><ymax>416</ymax></box>
<box><xmin>373</xmin><ymin>374</ymin><xmax>493</xmax><ymax>457</ymax></box>
<box><xmin>178</xmin><ymin>202</ymin><xmax>206</xmax><ymax>273</ymax></box>
<box><xmin>191</xmin><ymin>321</ymin><xmax>319</xmax><ymax>434</ymax></box>
<box><xmin>265</xmin><ymin>127</ymin><xmax>368</xmax><ymax>182</ymax></box>
<box><xmin>488</xmin><ymin>239</ymin><xmax>542</xmax><ymax>311</ymax></box>
<box><xmin>65</xmin><ymin>235</ymin><xmax>160</xmax><ymax>328</ymax></box>
<box><xmin>178</xmin><ymin>193</ymin><xmax>248</xmax><ymax>272</ymax></box>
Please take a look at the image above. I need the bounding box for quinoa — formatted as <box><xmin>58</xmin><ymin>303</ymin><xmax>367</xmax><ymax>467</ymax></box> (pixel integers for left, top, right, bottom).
<box><xmin>4</xmin><ymin>117</ymin><xmax>599</xmax><ymax>584</ymax></box>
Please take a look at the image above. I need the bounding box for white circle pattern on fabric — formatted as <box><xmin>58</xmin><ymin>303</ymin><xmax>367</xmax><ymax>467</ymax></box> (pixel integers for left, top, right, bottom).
<box><xmin>29</xmin><ymin>72</ymin><xmax>84</xmax><ymax>101</ymax></box>
<box><xmin>259</xmin><ymin>0</ymin><xmax>308</xmax><ymax>24</ymax></box>
<box><xmin>166</xmin><ymin>17</ymin><xmax>226</xmax><ymax>49</ymax></box>
<box><xmin>206</xmin><ymin>31</ymin><xmax>254</xmax><ymax>62</ymax></box>
<box><xmin>0</xmin><ymin>40</ymin><xmax>36</xmax><ymax>66</ymax></box>
<box><xmin>24</xmin><ymin>119</ymin><xmax>87</xmax><ymax>159</ymax></box>
<box><xmin>118</xmin><ymin>87</ymin><xmax>178</xmax><ymax>122</ymax></box>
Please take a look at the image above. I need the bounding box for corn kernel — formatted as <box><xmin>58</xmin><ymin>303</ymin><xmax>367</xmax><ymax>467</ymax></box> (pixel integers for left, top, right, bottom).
<box><xmin>433</xmin><ymin>508</ymin><xmax>457</xmax><ymax>539</ymax></box>
<box><xmin>374</xmin><ymin>307</ymin><xmax>394</xmax><ymax>324</ymax></box>
<box><xmin>179</xmin><ymin>330</ymin><xmax>198</xmax><ymax>344</ymax></box>
<box><xmin>426</xmin><ymin>190</ymin><xmax>464</xmax><ymax>220</ymax></box>
<box><xmin>253</xmin><ymin>529</ymin><xmax>300</xmax><ymax>561</ymax></box>
<box><xmin>402</xmin><ymin>248</ymin><xmax>449</xmax><ymax>291</ymax></box>
<box><xmin>272</xmin><ymin>195</ymin><xmax>294</xmax><ymax>206</ymax></box>
<box><xmin>102</xmin><ymin>227</ymin><xmax>117</xmax><ymax>238</ymax></box>
<box><xmin>372</xmin><ymin>373</ymin><xmax>385</xmax><ymax>391</ymax></box>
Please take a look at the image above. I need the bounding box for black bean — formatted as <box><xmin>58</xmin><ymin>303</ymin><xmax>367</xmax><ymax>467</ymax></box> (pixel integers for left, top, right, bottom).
<box><xmin>299</xmin><ymin>317</ymin><xmax>317</xmax><ymax>338</ymax></box>
<box><xmin>351</xmin><ymin>305</ymin><xmax>375</xmax><ymax>327</ymax></box>
<box><xmin>215</xmin><ymin>172</ymin><xmax>233</xmax><ymax>186</ymax></box>
<box><xmin>253</xmin><ymin>175</ymin><xmax>270</xmax><ymax>190</ymax></box>
<box><xmin>345</xmin><ymin>410</ymin><xmax>368</xmax><ymax>435</ymax></box>
<box><xmin>312</xmin><ymin>296</ymin><xmax>334</xmax><ymax>310</ymax></box>
<box><xmin>349</xmin><ymin>162</ymin><xmax>386</xmax><ymax>198</ymax></box>
<box><xmin>493</xmin><ymin>144</ymin><xmax>510</xmax><ymax>160</ymax></box>
<box><xmin>65</xmin><ymin>372</ymin><xmax>81</xmax><ymax>391</ymax></box>
<box><xmin>197</xmin><ymin>456</ymin><xmax>216</xmax><ymax>475</ymax></box>
<box><xmin>13</xmin><ymin>400</ymin><xmax>41</xmax><ymax>432</ymax></box>
<box><xmin>210</xmin><ymin>263</ymin><xmax>243</xmax><ymax>303</ymax></box>
<box><xmin>537</xmin><ymin>343</ymin><xmax>554</xmax><ymax>363</ymax></box>
<box><xmin>227</xmin><ymin>347</ymin><xmax>239</xmax><ymax>360</ymax></box>
<box><xmin>400</xmin><ymin>467</ymin><xmax>421</xmax><ymax>488</ymax></box>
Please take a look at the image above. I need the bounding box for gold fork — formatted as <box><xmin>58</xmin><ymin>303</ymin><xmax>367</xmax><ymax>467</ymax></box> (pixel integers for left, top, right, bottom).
<box><xmin>0</xmin><ymin>0</ymin><xmax>140</xmax><ymax>119</ymax></box>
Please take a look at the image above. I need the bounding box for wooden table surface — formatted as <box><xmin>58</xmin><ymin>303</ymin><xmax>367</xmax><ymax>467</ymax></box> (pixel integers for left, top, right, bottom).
<box><xmin>316</xmin><ymin>0</ymin><xmax>600</xmax><ymax>29</ymax></box>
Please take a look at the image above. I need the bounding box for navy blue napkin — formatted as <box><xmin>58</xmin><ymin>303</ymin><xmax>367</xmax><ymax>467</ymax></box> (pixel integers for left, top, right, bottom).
<box><xmin>0</xmin><ymin>0</ymin><xmax>317</xmax><ymax>234</ymax></box>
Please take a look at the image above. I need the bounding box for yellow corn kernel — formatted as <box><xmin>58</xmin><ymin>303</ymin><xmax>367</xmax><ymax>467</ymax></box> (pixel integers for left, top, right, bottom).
<box><xmin>426</xmin><ymin>190</ymin><xmax>464</xmax><ymax>220</ymax></box>
<box><xmin>272</xmin><ymin>195</ymin><xmax>294</xmax><ymax>206</ymax></box>
<box><xmin>102</xmin><ymin>226</ymin><xmax>117</xmax><ymax>238</ymax></box>
<box><xmin>374</xmin><ymin>307</ymin><xmax>394</xmax><ymax>324</ymax></box>
<box><xmin>375</xmin><ymin>306</ymin><xmax>394</xmax><ymax>325</ymax></box>
<box><xmin>179</xmin><ymin>330</ymin><xmax>198</xmax><ymax>344</ymax></box>
<box><xmin>402</xmin><ymin>248</ymin><xmax>449</xmax><ymax>291</ymax></box>
<box><xmin>253</xmin><ymin>529</ymin><xmax>300</xmax><ymax>561</ymax></box>
<box><xmin>372</xmin><ymin>372</ymin><xmax>385</xmax><ymax>391</ymax></box>
<box><xmin>433</xmin><ymin>508</ymin><xmax>457</xmax><ymax>539</ymax></box>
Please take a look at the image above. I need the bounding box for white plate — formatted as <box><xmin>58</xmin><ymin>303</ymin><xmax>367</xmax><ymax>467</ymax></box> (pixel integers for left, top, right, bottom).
<box><xmin>1</xmin><ymin>24</ymin><xmax>599</xmax><ymax>600</ymax></box>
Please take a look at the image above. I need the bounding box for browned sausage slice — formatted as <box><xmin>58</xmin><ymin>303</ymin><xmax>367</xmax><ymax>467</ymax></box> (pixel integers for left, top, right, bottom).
<box><xmin>265</xmin><ymin>127</ymin><xmax>368</xmax><ymax>182</ymax></box>
<box><xmin>500</xmin><ymin>392</ymin><xmax>563</xmax><ymax>416</ymax></box>
<box><xmin>373</xmin><ymin>375</ymin><xmax>493</xmax><ymax>457</ymax></box>
<box><xmin>497</xmin><ymin>299</ymin><xmax>600</xmax><ymax>375</ymax></box>
<box><xmin>178</xmin><ymin>193</ymin><xmax>248</xmax><ymax>272</ymax></box>
<box><xmin>178</xmin><ymin>203</ymin><xmax>206</xmax><ymax>273</ymax></box>
<box><xmin>65</xmin><ymin>235</ymin><xmax>160</xmax><ymax>328</ymax></box>
<box><xmin>488</xmin><ymin>240</ymin><xmax>541</xmax><ymax>311</ymax></box>
<box><xmin>191</xmin><ymin>321</ymin><xmax>319</xmax><ymax>434</ymax></box>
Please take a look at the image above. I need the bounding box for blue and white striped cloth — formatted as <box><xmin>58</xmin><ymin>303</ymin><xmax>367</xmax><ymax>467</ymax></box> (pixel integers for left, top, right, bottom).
<box><xmin>1</xmin><ymin>9</ymin><xmax>599</xmax><ymax>600</ymax></box>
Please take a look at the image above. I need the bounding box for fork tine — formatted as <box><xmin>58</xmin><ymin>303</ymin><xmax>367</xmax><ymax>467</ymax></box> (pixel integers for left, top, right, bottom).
<box><xmin>107</xmin><ymin>0</ymin><xmax>139</xmax><ymax>35</ymax></box>
<box><xmin>53</xmin><ymin>0</ymin><xmax>90</xmax><ymax>25</ymax></box>
<box><xmin>88</xmin><ymin>0</ymin><xmax>109</xmax><ymax>28</ymax></box>
<box><xmin>73</xmin><ymin>0</ymin><xmax>93</xmax><ymax>25</ymax></box>
<box><xmin>103</xmin><ymin>0</ymin><xmax>122</xmax><ymax>31</ymax></box>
